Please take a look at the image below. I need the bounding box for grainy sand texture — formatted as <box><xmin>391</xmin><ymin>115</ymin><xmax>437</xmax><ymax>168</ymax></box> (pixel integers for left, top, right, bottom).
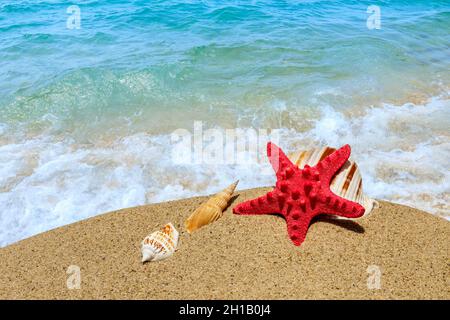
<box><xmin>0</xmin><ymin>188</ymin><xmax>448</xmax><ymax>299</ymax></box>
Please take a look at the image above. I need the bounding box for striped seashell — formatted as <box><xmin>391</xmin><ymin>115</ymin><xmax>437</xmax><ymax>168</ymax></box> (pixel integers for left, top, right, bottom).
<box><xmin>141</xmin><ymin>223</ymin><xmax>179</xmax><ymax>263</ymax></box>
<box><xmin>288</xmin><ymin>147</ymin><xmax>378</xmax><ymax>217</ymax></box>
<box><xmin>185</xmin><ymin>180</ymin><xmax>239</xmax><ymax>233</ymax></box>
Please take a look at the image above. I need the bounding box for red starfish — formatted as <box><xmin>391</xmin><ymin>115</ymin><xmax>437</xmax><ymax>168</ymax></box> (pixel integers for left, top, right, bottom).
<box><xmin>233</xmin><ymin>142</ymin><xmax>365</xmax><ymax>246</ymax></box>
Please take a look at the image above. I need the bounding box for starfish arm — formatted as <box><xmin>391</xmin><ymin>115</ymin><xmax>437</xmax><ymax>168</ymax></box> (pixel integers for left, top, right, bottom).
<box><xmin>286</xmin><ymin>212</ymin><xmax>315</xmax><ymax>246</ymax></box>
<box><xmin>267</xmin><ymin>142</ymin><xmax>296</xmax><ymax>179</ymax></box>
<box><xmin>233</xmin><ymin>192</ymin><xmax>282</xmax><ymax>215</ymax></box>
<box><xmin>320</xmin><ymin>194</ymin><xmax>365</xmax><ymax>218</ymax></box>
<box><xmin>316</xmin><ymin>144</ymin><xmax>351</xmax><ymax>184</ymax></box>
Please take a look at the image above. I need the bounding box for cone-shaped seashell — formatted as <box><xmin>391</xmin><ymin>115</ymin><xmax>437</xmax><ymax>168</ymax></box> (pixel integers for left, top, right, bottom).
<box><xmin>141</xmin><ymin>223</ymin><xmax>179</xmax><ymax>263</ymax></box>
<box><xmin>185</xmin><ymin>180</ymin><xmax>239</xmax><ymax>233</ymax></box>
<box><xmin>288</xmin><ymin>147</ymin><xmax>378</xmax><ymax>217</ymax></box>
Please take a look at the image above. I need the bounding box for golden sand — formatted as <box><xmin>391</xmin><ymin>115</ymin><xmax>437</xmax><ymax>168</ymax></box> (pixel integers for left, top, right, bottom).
<box><xmin>0</xmin><ymin>187</ymin><xmax>448</xmax><ymax>299</ymax></box>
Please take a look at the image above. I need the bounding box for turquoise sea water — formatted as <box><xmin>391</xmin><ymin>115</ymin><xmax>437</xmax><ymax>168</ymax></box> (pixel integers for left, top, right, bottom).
<box><xmin>0</xmin><ymin>0</ymin><xmax>449</xmax><ymax>246</ymax></box>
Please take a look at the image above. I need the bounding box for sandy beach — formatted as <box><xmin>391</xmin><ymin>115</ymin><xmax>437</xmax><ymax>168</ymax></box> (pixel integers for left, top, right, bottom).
<box><xmin>0</xmin><ymin>187</ymin><xmax>448</xmax><ymax>300</ymax></box>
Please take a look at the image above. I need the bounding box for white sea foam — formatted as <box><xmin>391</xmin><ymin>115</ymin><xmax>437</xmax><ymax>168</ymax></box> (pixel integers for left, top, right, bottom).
<box><xmin>0</xmin><ymin>97</ymin><xmax>449</xmax><ymax>246</ymax></box>
<box><xmin>302</xmin><ymin>98</ymin><xmax>450</xmax><ymax>217</ymax></box>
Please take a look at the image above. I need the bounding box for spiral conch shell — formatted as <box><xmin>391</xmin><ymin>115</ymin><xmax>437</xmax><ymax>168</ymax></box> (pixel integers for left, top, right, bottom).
<box><xmin>141</xmin><ymin>223</ymin><xmax>179</xmax><ymax>263</ymax></box>
<box><xmin>185</xmin><ymin>180</ymin><xmax>239</xmax><ymax>233</ymax></box>
<box><xmin>288</xmin><ymin>147</ymin><xmax>378</xmax><ymax>216</ymax></box>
